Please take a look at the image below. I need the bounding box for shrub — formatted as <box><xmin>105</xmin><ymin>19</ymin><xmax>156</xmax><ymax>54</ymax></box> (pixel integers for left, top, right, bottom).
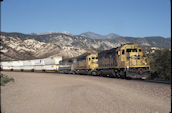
<box><xmin>149</xmin><ymin>49</ymin><xmax>171</xmax><ymax>80</ymax></box>
<box><xmin>0</xmin><ymin>73</ymin><xmax>15</xmax><ymax>86</ymax></box>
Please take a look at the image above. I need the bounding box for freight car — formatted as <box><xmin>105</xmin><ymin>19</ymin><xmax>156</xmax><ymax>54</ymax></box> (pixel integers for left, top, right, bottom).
<box><xmin>0</xmin><ymin>62</ymin><xmax>13</xmax><ymax>71</ymax></box>
<box><xmin>96</xmin><ymin>43</ymin><xmax>150</xmax><ymax>79</ymax></box>
<box><xmin>42</xmin><ymin>56</ymin><xmax>62</xmax><ymax>72</ymax></box>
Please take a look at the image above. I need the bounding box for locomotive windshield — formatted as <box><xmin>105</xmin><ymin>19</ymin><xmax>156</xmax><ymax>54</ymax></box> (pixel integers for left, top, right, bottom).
<box><xmin>126</xmin><ymin>49</ymin><xmax>137</xmax><ymax>52</ymax></box>
<box><xmin>92</xmin><ymin>57</ymin><xmax>98</xmax><ymax>59</ymax></box>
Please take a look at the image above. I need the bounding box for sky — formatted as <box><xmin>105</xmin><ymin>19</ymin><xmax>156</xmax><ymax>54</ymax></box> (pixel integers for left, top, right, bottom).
<box><xmin>1</xmin><ymin>0</ymin><xmax>171</xmax><ymax>37</ymax></box>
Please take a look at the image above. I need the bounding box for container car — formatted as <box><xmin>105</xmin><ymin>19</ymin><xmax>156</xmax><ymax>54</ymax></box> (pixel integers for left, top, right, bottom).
<box><xmin>1</xmin><ymin>62</ymin><xmax>14</xmax><ymax>71</ymax></box>
<box><xmin>22</xmin><ymin>66</ymin><xmax>34</xmax><ymax>72</ymax></box>
<box><xmin>33</xmin><ymin>65</ymin><xmax>44</xmax><ymax>72</ymax></box>
<box><xmin>44</xmin><ymin>56</ymin><xmax>62</xmax><ymax>65</ymax></box>
<box><xmin>1</xmin><ymin>66</ymin><xmax>12</xmax><ymax>71</ymax></box>
<box><xmin>31</xmin><ymin>59</ymin><xmax>45</xmax><ymax>66</ymax></box>
<box><xmin>23</xmin><ymin>60</ymin><xmax>33</xmax><ymax>66</ymax></box>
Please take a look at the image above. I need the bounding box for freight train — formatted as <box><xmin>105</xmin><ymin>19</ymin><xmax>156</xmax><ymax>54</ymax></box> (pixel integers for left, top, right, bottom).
<box><xmin>0</xmin><ymin>43</ymin><xmax>150</xmax><ymax>79</ymax></box>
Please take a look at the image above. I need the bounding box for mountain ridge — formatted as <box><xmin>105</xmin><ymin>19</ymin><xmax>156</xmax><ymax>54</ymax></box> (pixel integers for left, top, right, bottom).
<box><xmin>0</xmin><ymin>31</ymin><xmax>171</xmax><ymax>61</ymax></box>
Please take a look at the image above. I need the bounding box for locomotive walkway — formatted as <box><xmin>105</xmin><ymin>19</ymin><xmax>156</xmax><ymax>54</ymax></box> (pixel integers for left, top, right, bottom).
<box><xmin>1</xmin><ymin>71</ymin><xmax>171</xmax><ymax>113</ymax></box>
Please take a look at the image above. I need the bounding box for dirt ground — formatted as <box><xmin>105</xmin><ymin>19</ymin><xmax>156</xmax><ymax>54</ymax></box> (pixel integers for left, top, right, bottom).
<box><xmin>1</xmin><ymin>71</ymin><xmax>171</xmax><ymax>113</ymax></box>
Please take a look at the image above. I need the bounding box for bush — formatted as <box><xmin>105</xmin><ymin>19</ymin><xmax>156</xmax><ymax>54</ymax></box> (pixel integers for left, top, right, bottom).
<box><xmin>0</xmin><ymin>73</ymin><xmax>15</xmax><ymax>86</ymax></box>
<box><xmin>149</xmin><ymin>49</ymin><xmax>171</xmax><ymax>80</ymax></box>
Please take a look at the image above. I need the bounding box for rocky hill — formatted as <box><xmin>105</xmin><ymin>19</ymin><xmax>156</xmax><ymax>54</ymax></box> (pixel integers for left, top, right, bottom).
<box><xmin>80</xmin><ymin>32</ymin><xmax>121</xmax><ymax>39</ymax></box>
<box><xmin>0</xmin><ymin>32</ymin><xmax>171</xmax><ymax>61</ymax></box>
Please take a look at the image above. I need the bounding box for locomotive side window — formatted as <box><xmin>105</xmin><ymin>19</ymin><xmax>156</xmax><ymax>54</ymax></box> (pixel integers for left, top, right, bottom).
<box><xmin>122</xmin><ymin>50</ymin><xmax>125</xmax><ymax>54</ymax></box>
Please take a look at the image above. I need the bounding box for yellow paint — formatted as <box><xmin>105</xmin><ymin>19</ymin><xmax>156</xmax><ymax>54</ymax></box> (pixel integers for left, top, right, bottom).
<box><xmin>74</xmin><ymin>53</ymin><xmax>98</xmax><ymax>70</ymax></box>
<box><xmin>118</xmin><ymin>43</ymin><xmax>150</xmax><ymax>69</ymax></box>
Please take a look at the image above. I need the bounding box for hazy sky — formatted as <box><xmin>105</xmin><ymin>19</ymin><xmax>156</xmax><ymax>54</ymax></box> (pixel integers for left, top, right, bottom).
<box><xmin>1</xmin><ymin>0</ymin><xmax>171</xmax><ymax>37</ymax></box>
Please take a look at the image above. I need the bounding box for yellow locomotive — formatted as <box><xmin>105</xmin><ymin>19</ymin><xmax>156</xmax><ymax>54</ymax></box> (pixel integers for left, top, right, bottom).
<box><xmin>97</xmin><ymin>43</ymin><xmax>150</xmax><ymax>79</ymax></box>
<box><xmin>73</xmin><ymin>53</ymin><xmax>98</xmax><ymax>75</ymax></box>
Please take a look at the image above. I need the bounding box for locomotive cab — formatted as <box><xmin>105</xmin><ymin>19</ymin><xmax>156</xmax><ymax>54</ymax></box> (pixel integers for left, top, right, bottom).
<box><xmin>118</xmin><ymin>43</ymin><xmax>150</xmax><ymax>79</ymax></box>
<box><xmin>73</xmin><ymin>53</ymin><xmax>98</xmax><ymax>75</ymax></box>
<box><xmin>86</xmin><ymin>53</ymin><xmax>98</xmax><ymax>70</ymax></box>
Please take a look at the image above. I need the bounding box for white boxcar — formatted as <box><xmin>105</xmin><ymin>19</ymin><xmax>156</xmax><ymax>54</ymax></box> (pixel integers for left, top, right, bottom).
<box><xmin>11</xmin><ymin>61</ymin><xmax>23</xmax><ymax>67</ymax></box>
<box><xmin>23</xmin><ymin>60</ymin><xmax>33</xmax><ymax>66</ymax></box>
<box><xmin>44</xmin><ymin>57</ymin><xmax>62</xmax><ymax>65</ymax></box>
<box><xmin>31</xmin><ymin>59</ymin><xmax>44</xmax><ymax>66</ymax></box>
<box><xmin>44</xmin><ymin>65</ymin><xmax>59</xmax><ymax>72</ymax></box>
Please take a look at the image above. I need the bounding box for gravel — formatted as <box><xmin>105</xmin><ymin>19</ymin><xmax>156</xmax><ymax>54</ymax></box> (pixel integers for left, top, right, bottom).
<box><xmin>1</xmin><ymin>71</ymin><xmax>171</xmax><ymax>113</ymax></box>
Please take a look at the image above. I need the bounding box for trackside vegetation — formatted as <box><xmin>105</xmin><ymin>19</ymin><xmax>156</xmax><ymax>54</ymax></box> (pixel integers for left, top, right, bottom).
<box><xmin>149</xmin><ymin>49</ymin><xmax>171</xmax><ymax>80</ymax></box>
<box><xmin>0</xmin><ymin>73</ymin><xmax>15</xmax><ymax>86</ymax></box>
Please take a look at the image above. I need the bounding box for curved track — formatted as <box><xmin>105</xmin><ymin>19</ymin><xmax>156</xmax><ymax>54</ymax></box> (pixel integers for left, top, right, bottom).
<box><xmin>1</xmin><ymin>71</ymin><xmax>171</xmax><ymax>113</ymax></box>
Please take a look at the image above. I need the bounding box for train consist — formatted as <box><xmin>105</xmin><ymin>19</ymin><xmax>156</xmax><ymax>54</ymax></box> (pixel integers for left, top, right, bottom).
<box><xmin>1</xmin><ymin>43</ymin><xmax>150</xmax><ymax>79</ymax></box>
